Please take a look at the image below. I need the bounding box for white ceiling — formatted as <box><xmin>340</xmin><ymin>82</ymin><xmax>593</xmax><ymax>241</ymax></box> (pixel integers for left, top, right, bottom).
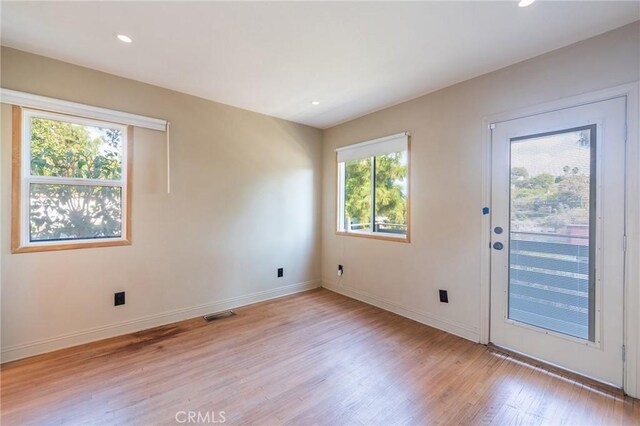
<box><xmin>1</xmin><ymin>1</ymin><xmax>638</xmax><ymax>129</ymax></box>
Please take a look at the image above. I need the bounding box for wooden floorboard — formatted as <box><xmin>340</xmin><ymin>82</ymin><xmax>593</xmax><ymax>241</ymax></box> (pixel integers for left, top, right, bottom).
<box><xmin>486</xmin><ymin>343</ymin><xmax>625</xmax><ymax>397</ymax></box>
<box><xmin>1</xmin><ymin>288</ymin><xmax>638</xmax><ymax>425</ymax></box>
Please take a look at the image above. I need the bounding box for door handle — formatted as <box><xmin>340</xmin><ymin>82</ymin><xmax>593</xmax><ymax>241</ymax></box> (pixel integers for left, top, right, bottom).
<box><xmin>493</xmin><ymin>242</ymin><xmax>504</xmax><ymax>250</ymax></box>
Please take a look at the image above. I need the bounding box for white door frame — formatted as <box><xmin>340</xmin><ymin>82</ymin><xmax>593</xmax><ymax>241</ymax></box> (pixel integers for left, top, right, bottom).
<box><xmin>479</xmin><ymin>82</ymin><xmax>640</xmax><ymax>397</ymax></box>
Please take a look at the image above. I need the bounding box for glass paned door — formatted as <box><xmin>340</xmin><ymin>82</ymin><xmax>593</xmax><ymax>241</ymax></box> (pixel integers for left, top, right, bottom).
<box><xmin>509</xmin><ymin>126</ymin><xmax>595</xmax><ymax>340</ymax></box>
<box><xmin>489</xmin><ymin>96</ymin><xmax>626</xmax><ymax>387</ymax></box>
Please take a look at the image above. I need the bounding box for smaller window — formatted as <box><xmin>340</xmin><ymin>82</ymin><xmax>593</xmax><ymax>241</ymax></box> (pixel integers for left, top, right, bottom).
<box><xmin>336</xmin><ymin>132</ymin><xmax>410</xmax><ymax>242</ymax></box>
<box><xmin>12</xmin><ymin>107</ymin><xmax>132</xmax><ymax>253</ymax></box>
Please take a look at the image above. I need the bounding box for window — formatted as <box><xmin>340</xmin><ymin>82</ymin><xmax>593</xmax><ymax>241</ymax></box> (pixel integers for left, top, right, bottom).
<box><xmin>336</xmin><ymin>132</ymin><xmax>410</xmax><ymax>241</ymax></box>
<box><xmin>12</xmin><ymin>106</ymin><xmax>132</xmax><ymax>253</ymax></box>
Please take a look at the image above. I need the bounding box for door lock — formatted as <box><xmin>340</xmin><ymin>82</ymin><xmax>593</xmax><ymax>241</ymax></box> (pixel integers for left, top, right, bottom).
<box><xmin>493</xmin><ymin>242</ymin><xmax>504</xmax><ymax>250</ymax></box>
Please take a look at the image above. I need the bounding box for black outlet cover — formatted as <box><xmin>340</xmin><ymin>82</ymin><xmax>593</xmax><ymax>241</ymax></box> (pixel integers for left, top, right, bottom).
<box><xmin>114</xmin><ymin>291</ymin><xmax>125</xmax><ymax>306</ymax></box>
<box><xmin>439</xmin><ymin>290</ymin><xmax>449</xmax><ymax>303</ymax></box>
<box><xmin>277</xmin><ymin>268</ymin><xmax>284</xmax><ymax>278</ymax></box>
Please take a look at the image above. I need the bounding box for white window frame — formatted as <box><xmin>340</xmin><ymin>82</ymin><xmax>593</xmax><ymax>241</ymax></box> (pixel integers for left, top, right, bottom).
<box><xmin>13</xmin><ymin>107</ymin><xmax>131</xmax><ymax>252</ymax></box>
<box><xmin>336</xmin><ymin>132</ymin><xmax>410</xmax><ymax>242</ymax></box>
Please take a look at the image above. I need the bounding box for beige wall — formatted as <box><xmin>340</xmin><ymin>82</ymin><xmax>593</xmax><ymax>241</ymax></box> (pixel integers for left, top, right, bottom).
<box><xmin>321</xmin><ymin>20</ymin><xmax>639</xmax><ymax>378</ymax></box>
<box><xmin>0</xmin><ymin>47</ymin><xmax>323</xmax><ymax>361</ymax></box>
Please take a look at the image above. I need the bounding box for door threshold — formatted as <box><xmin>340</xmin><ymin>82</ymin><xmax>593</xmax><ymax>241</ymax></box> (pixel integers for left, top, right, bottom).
<box><xmin>487</xmin><ymin>343</ymin><xmax>625</xmax><ymax>398</ymax></box>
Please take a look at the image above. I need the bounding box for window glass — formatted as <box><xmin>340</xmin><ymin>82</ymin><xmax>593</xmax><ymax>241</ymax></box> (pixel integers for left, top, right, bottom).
<box><xmin>509</xmin><ymin>127</ymin><xmax>594</xmax><ymax>340</ymax></box>
<box><xmin>344</xmin><ymin>157</ymin><xmax>372</xmax><ymax>232</ymax></box>
<box><xmin>29</xmin><ymin>184</ymin><xmax>123</xmax><ymax>242</ymax></box>
<box><xmin>374</xmin><ymin>151</ymin><xmax>408</xmax><ymax>235</ymax></box>
<box><xmin>30</xmin><ymin>117</ymin><xmax>123</xmax><ymax>180</ymax></box>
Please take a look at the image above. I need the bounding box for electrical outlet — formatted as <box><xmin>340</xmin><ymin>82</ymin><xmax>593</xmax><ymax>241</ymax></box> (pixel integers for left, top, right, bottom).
<box><xmin>277</xmin><ymin>268</ymin><xmax>284</xmax><ymax>278</ymax></box>
<box><xmin>439</xmin><ymin>290</ymin><xmax>449</xmax><ymax>303</ymax></box>
<box><xmin>114</xmin><ymin>291</ymin><xmax>125</xmax><ymax>306</ymax></box>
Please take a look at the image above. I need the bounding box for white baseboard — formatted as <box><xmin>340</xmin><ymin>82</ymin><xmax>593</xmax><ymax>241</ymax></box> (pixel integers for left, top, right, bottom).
<box><xmin>322</xmin><ymin>281</ymin><xmax>479</xmax><ymax>342</ymax></box>
<box><xmin>1</xmin><ymin>280</ymin><xmax>321</xmax><ymax>363</ymax></box>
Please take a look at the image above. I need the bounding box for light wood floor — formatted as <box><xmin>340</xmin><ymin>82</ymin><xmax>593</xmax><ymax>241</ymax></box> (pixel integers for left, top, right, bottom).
<box><xmin>1</xmin><ymin>289</ymin><xmax>638</xmax><ymax>425</ymax></box>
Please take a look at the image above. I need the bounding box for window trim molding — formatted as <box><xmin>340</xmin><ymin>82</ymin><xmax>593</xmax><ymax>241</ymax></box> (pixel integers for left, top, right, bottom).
<box><xmin>334</xmin><ymin>135</ymin><xmax>411</xmax><ymax>243</ymax></box>
<box><xmin>11</xmin><ymin>105</ymin><xmax>133</xmax><ymax>254</ymax></box>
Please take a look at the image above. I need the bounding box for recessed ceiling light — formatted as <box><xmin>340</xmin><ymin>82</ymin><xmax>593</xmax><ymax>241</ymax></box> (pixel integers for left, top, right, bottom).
<box><xmin>117</xmin><ymin>34</ymin><xmax>133</xmax><ymax>43</ymax></box>
<box><xmin>518</xmin><ymin>0</ymin><xmax>536</xmax><ymax>7</ymax></box>
<box><xmin>311</xmin><ymin>101</ymin><xmax>320</xmax><ymax>106</ymax></box>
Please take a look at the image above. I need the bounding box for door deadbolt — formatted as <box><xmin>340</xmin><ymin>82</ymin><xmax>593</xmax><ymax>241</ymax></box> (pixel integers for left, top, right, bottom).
<box><xmin>493</xmin><ymin>242</ymin><xmax>504</xmax><ymax>250</ymax></box>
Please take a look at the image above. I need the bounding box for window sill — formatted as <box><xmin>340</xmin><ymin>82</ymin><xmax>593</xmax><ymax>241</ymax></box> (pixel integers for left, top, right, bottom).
<box><xmin>335</xmin><ymin>231</ymin><xmax>410</xmax><ymax>243</ymax></box>
<box><xmin>11</xmin><ymin>238</ymin><xmax>131</xmax><ymax>254</ymax></box>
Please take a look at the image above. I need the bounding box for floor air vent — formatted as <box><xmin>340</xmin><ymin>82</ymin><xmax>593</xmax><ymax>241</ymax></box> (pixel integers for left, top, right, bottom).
<box><xmin>203</xmin><ymin>310</ymin><xmax>236</xmax><ymax>322</ymax></box>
